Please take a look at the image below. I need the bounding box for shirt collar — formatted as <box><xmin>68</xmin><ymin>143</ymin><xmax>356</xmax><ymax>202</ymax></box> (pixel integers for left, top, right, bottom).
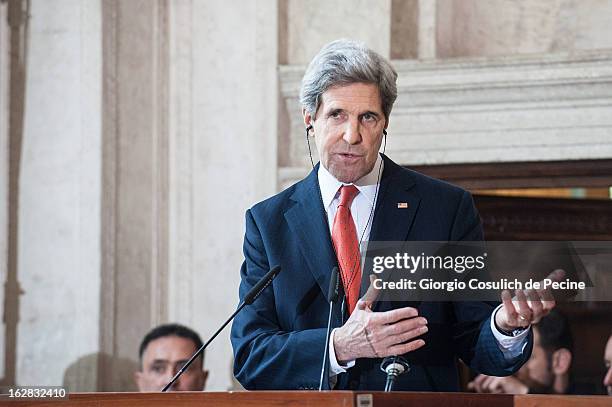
<box><xmin>317</xmin><ymin>154</ymin><xmax>383</xmax><ymax>210</ymax></box>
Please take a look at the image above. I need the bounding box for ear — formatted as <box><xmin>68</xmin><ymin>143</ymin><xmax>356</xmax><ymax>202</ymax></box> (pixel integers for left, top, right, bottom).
<box><xmin>552</xmin><ymin>348</ymin><xmax>572</xmax><ymax>375</ymax></box>
<box><xmin>303</xmin><ymin>108</ymin><xmax>313</xmax><ymax>129</ymax></box>
<box><xmin>201</xmin><ymin>369</ymin><xmax>209</xmax><ymax>390</ymax></box>
<box><xmin>134</xmin><ymin>371</ymin><xmax>144</xmax><ymax>391</ymax></box>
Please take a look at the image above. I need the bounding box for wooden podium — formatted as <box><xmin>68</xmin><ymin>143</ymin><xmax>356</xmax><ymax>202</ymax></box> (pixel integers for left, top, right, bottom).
<box><xmin>2</xmin><ymin>391</ymin><xmax>610</xmax><ymax>406</ymax></box>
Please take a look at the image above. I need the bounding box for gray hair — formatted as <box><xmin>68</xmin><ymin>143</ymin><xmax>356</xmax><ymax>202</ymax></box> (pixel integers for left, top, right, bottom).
<box><xmin>299</xmin><ymin>39</ymin><xmax>398</xmax><ymax>120</ymax></box>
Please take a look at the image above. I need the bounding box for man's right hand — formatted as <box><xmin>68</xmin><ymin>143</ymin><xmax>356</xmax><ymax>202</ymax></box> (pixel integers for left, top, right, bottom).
<box><xmin>333</xmin><ymin>300</ymin><xmax>428</xmax><ymax>364</ymax></box>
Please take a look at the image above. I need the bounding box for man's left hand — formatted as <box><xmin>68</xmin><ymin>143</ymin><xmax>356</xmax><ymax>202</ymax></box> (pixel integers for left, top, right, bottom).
<box><xmin>495</xmin><ymin>269</ymin><xmax>565</xmax><ymax>332</ymax></box>
<box><xmin>468</xmin><ymin>374</ymin><xmax>529</xmax><ymax>394</ymax></box>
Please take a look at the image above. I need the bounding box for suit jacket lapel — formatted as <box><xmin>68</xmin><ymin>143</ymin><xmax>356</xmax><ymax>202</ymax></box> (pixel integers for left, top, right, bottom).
<box><xmin>369</xmin><ymin>155</ymin><xmax>421</xmax><ymax>243</ymax></box>
<box><xmin>366</xmin><ymin>156</ymin><xmax>422</xmax><ymax>310</ymax></box>
<box><xmin>284</xmin><ymin>167</ymin><xmax>338</xmax><ymax>302</ymax></box>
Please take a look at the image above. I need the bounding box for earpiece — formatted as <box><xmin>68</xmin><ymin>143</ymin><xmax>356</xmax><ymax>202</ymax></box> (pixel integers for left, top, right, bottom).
<box><xmin>306</xmin><ymin>125</ymin><xmax>316</xmax><ymax>169</ymax></box>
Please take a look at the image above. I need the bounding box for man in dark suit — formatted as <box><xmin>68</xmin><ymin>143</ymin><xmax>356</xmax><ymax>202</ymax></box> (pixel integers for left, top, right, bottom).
<box><xmin>231</xmin><ymin>40</ymin><xmax>558</xmax><ymax>391</ymax></box>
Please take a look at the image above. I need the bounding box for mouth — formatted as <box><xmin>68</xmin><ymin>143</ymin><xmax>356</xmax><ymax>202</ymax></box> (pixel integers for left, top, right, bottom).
<box><xmin>335</xmin><ymin>152</ymin><xmax>363</xmax><ymax>161</ymax></box>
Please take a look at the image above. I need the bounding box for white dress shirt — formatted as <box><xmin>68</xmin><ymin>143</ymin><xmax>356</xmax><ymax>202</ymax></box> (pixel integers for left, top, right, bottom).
<box><xmin>317</xmin><ymin>155</ymin><xmax>530</xmax><ymax>380</ymax></box>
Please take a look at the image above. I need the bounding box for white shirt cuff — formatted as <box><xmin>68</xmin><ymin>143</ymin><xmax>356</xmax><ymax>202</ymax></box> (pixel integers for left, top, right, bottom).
<box><xmin>490</xmin><ymin>304</ymin><xmax>531</xmax><ymax>359</ymax></box>
<box><xmin>328</xmin><ymin>328</ymin><xmax>356</xmax><ymax>376</ymax></box>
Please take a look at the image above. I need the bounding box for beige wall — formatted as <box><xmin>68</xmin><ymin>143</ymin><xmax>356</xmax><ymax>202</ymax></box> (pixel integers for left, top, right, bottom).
<box><xmin>2</xmin><ymin>0</ymin><xmax>612</xmax><ymax>392</ymax></box>
<box><xmin>437</xmin><ymin>0</ymin><xmax>612</xmax><ymax>58</ymax></box>
<box><xmin>284</xmin><ymin>0</ymin><xmax>391</xmax><ymax>64</ymax></box>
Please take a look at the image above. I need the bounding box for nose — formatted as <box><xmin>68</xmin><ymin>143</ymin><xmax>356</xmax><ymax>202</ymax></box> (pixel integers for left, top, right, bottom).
<box><xmin>342</xmin><ymin>118</ymin><xmax>361</xmax><ymax>145</ymax></box>
<box><xmin>161</xmin><ymin>368</ymin><xmax>179</xmax><ymax>391</ymax></box>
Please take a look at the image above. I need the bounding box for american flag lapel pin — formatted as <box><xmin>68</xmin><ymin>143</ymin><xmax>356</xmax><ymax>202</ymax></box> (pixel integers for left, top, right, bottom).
<box><xmin>397</xmin><ymin>202</ymin><xmax>408</xmax><ymax>209</ymax></box>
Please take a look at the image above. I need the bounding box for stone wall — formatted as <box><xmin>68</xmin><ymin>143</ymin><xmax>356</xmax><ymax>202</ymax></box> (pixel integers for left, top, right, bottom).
<box><xmin>437</xmin><ymin>0</ymin><xmax>612</xmax><ymax>58</ymax></box>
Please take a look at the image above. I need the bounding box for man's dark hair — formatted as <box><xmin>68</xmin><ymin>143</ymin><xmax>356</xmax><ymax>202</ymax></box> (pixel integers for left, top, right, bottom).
<box><xmin>536</xmin><ymin>309</ymin><xmax>573</xmax><ymax>354</ymax></box>
<box><xmin>138</xmin><ymin>323</ymin><xmax>204</xmax><ymax>367</ymax></box>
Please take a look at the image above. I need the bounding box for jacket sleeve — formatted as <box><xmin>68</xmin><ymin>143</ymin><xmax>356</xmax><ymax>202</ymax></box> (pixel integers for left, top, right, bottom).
<box><xmin>230</xmin><ymin>209</ymin><xmax>328</xmax><ymax>390</ymax></box>
<box><xmin>450</xmin><ymin>190</ymin><xmax>533</xmax><ymax>376</ymax></box>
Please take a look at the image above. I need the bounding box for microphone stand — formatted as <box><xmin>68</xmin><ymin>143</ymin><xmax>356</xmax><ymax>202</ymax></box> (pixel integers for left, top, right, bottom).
<box><xmin>318</xmin><ymin>267</ymin><xmax>339</xmax><ymax>391</ymax></box>
<box><xmin>380</xmin><ymin>355</ymin><xmax>410</xmax><ymax>392</ymax></box>
<box><xmin>162</xmin><ymin>265</ymin><xmax>281</xmax><ymax>392</ymax></box>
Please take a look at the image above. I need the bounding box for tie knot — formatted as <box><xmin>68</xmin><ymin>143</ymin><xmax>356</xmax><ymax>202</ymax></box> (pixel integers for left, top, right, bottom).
<box><xmin>338</xmin><ymin>185</ymin><xmax>359</xmax><ymax>207</ymax></box>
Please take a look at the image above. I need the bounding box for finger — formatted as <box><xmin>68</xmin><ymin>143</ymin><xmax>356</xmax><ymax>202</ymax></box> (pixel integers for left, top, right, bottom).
<box><xmin>536</xmin><ymin>284</ymin><xmax>557</xmax><ymax>317</ymax></box>
<box><xmin>538</xmin><ymin>269</ymin><xmax>563</xmax><ymax>306</ymax></box>
<box><xmin>467</xmin><ymin>377</ymin><xmax>487</xmax><ymax>392</ymax></box>
<box><xmin>501</xmin><ymin>290</ymin><xmax>518</xmax><ymax>325</ymax></box>
<box><xmin>482</xmin><ymin>376</ymin><xmax>499</xmax><ymax>393</ymax></box>
<box><xmin>383</xmin><ymin>339</ymin><xmax>425</xmax><ymax>357</ymax></box>
<box><xmin>474</xmin><ymin>374</ymin><xmax>489</xmax><ymax>386</ymax></box>
<box><xmin>472</xmin><ymin>375</ymin><xmax>486</xmax><ymax>393</ymax></box>
<box><xmin>382</xmin><ymin>316</ymin><xmax>427</xmax><ymax>338</ymax></box>
<box><xmin>526</xmin><ymin>289</ymin><xmax>544</xmax><ymax>323</ymax></box>
<box><xmin>490</xmin><ymin>378</ymin><xmax>505</xmax><ymax>394</ymax></box>
<box><xmin>473</xmin><ymin>374</ymin><xmax>489</xmax><ymax>393</ymax></box>
<box><xmin>539</xmin><ymin>288</ymin><xmax>556</xmax><ymax>313</ymax></box>
<box><xmin>545</xmin><ymin>268</ymin><xmax>565</xmax><ymax>283</ymax></box>
<box><xmin>480</xmin><ymin>376</ymin><xmax>493</xmax><ymax>392</ymax></box>
<box><xmin>515</xmin><ymin>290</ymin><xmax>532</xmax><ymax>326</ymax></box>
<box><xmin>536</xmin><ymin>285</ymin><xmax>555</xmax><ymax>303</ymax></box>
<box><xmin>386</xmin><ymin>324</ymin><xmax>428</xmax><ymax>346</ymax></box>
<box><xmin>355</xmin><ymin>299</ymin><xmax>368</xmax><ymax>312</ymax></box>
<box><xmin>375</xmin><ymin>306</ymin><xmax>419</xmax><ymax>325</ymax></box>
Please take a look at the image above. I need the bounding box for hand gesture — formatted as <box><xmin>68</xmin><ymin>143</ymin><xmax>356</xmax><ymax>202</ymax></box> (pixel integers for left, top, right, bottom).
<box><xmin>333</xmin><ymin>275</ymin><xmax>427</xmax><ymax>363</ymax></box>
<box><xmin>495</xmin><ymin>269</ymin><xmax>564</xmax><ymax>331</ymax></box>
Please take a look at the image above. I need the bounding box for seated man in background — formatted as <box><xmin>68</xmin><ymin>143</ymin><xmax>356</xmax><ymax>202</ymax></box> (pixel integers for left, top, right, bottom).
<box><xmin>604</xmin><ymin>333</ymin><xmax>612</xmax><ymax>395</ymax></box>
<box><xmin>469</xmin><ymin>310</ymin><xmax>573</xmax><ymax>394</ymax></box>
<box><xmin>135</xmin><ymin>323</ymin><xmax>208</xmax><ymax>392</ymax></box>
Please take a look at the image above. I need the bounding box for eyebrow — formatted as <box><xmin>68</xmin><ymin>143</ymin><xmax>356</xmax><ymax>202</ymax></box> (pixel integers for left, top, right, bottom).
<box><xmin>360</xmin><ymin>110</ymin><xmax>381</xmax><ymax>118</ymax></box>
<box><xmin>325</xmin><ymin>108</ymin><xmax>381</xmax><ymax>118</ymax></box>
<box><xmin>325</xmin><ymin>108</ymin><xmax>344</xmax><ymax>116</ymax></box>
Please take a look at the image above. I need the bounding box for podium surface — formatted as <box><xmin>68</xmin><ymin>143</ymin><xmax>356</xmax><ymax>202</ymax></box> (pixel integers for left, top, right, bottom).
<box><xmin>1</xmin><ymin>391</ymin><xmax>609</xmax><ymax>406</ymax></box>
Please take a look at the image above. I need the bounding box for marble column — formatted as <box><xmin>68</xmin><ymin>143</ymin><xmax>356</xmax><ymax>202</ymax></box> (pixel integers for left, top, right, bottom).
<box><xmin>167</xmin><ymin>0</ymin><xmax>278</xmax><ymax>391</ymax></box>
<box><xmin>99</xmin><ymin>0</ymin><xmax>279</xmax><ymax>391</ymax></box>
<box><xmin>99</xmin><ymin>0</ymin><xmax>169</xmax><ymax>391</ymax></box>
<box><xmin>15</xmin><ymin>0</ymin><xmax>102</xmax><ymax>390</ymax></box>
<box><xmin>0</xmin><ymin>0</ymin><xmax>9</xmax><ymax>384</ymax></box>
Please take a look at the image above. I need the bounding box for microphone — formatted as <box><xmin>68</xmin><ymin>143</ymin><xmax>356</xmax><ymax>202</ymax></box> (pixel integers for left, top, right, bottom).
<box><xmin>318</xmin><ymin>266</ymin><xmax>340</xmax><ymax>391</ymax></box>
<box><xmin>380</xmin><ymin>355</ymin><xmax>410</xmax><ymax>392</ymax></box>
<box><xmin>162</xmin><ymin>265</ymin><xmax>282</xmax><ymax>392</ymax></box>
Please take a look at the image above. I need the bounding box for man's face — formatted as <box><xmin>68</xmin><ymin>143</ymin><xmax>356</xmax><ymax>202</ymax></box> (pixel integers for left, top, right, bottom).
<box><xmin>515</xmin><ymin>328</ymin><xmax>554</xmax><ymax>391</ymax></box>
<box><xmin>604</xmin><ymin>335</ymin><xmax>612</xmax><ymax>395</ymax></box>
<box><xmin>304</xmin><ymin>82</ymin><xmax>387</xmax><ymax>183</ymax></box>
<box><xmin>135</xmin><ymin>335</ymin><xmax>208</xmax><ymax>392</ymax></box>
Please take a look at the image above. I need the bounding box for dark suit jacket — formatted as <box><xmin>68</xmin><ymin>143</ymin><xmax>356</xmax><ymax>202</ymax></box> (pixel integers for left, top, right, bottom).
<box><xmin>230</xmin><ymin>155</ymin><xmax>532</xmax><ymax>391</ymax></box>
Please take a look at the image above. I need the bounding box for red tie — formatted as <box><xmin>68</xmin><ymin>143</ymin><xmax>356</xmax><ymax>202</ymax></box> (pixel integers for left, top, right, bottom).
<box><xmin>331</xmin><ymin>185</ymin><xmax>361</xmax><ymax>314</ymax></box>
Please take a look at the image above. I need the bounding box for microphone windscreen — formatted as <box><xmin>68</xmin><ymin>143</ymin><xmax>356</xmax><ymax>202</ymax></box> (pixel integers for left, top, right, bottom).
<box><xmin>328</xmin><ymin>266</ymin><xmax>339</xmax><ymax>303</ymax></box>
<box><xmin>244</xmin><ymin>265</ymin><xmax>281</xmax><ymax>305</ymax></box>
